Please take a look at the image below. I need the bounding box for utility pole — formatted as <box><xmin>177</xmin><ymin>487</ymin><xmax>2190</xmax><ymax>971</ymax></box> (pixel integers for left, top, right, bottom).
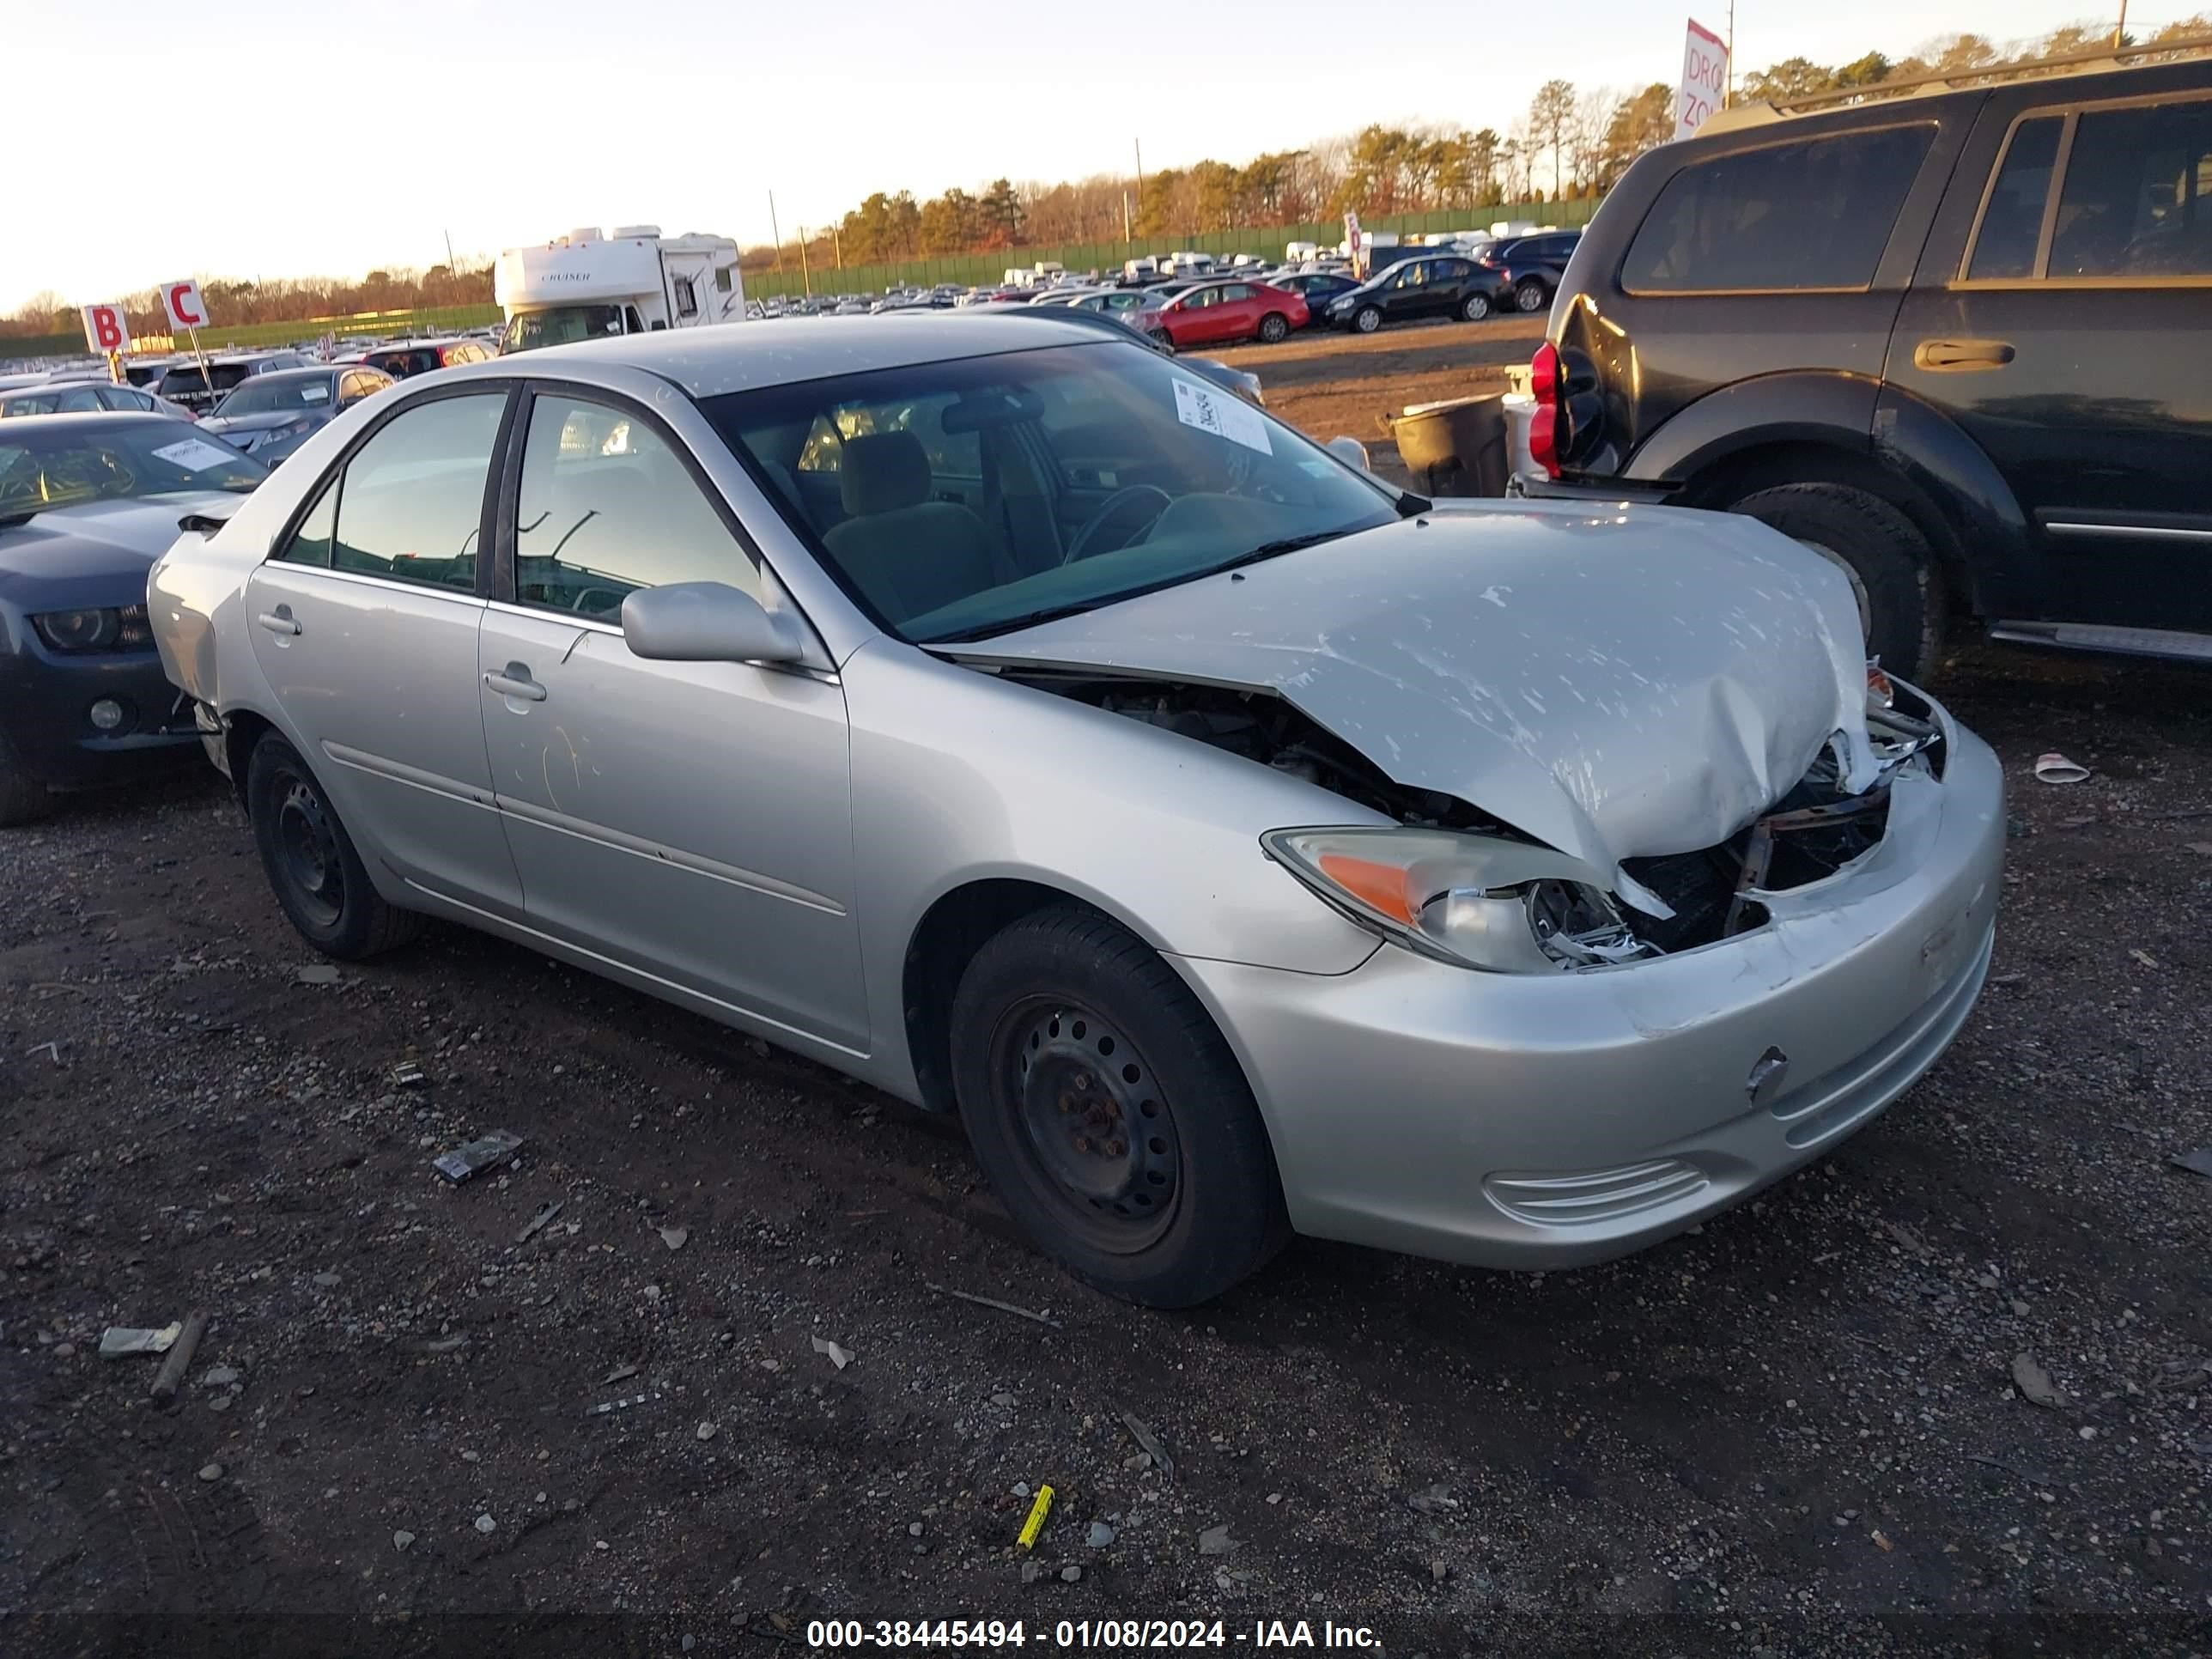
<box><xmin>1134</xmin><ymin>138</ymin><xmax>1145</xmax><ymax>216</ymax></box>
<box><xmin>1725</xmin><ymin>0</ymin><xmax>1736</xmax><ymax>106</ymax></box>
<box><xmin>769</xmin><ymin>190</ymin><xmax>783</xmax><ymax>271</ymax></box>
<box><xmin>443</xmin><ymin>228</ymin><xmax>456</xmax><ymax>273</ymax></box>
<box><xmin>2112</xmin><ymin>0</ymin><xmax>2127</xmax><ymax>47</ymax></box>
<box><xmin>798</xmin><ymin>228</ymin><xmax>812</xmax><ymax>297</ymax></box>
<box><xmin>833</xmin><ymin>224</ymin><xmax>843</xmax><ymax>270</ymax></box>
<box><xmin>1122</xmin><ymin>189</ymin><xmax>1132</xmax><ymax>244</ymax></box>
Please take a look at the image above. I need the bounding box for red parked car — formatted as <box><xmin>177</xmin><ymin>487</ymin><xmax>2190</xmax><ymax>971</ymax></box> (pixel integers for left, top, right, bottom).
<box><xmin>1133</xmin><ymin>280</ymin><xmax>1309</xmax><ymax>349</ymax></box>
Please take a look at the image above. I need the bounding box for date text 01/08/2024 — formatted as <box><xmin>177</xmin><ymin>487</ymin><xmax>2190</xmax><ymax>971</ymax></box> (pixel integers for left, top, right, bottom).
<box><xmin>805</xmin><ymin>1621</ymin><xmax>1383</xmax><ymax>1650</ymax></box>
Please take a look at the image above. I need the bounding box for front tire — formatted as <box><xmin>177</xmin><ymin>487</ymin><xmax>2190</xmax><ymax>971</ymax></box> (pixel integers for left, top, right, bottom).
<box><xmin>1352</xmin><ymin>305</ymin><xmax>1382</xmax><ymax>334</ymax></box>
<box><xmin>1147</xmin><ymin>328</ymin><xmax>1176</xmax><ymax>352</ymax></box>
<box><xmin>948</xmin><ymin>906</ymin><xmax>1289</xmax><ymax>1307</ymax></box>
<box><xmin>1514</xmin><ymin>277</ymin><xmax>1549</xmax><ymax>313</ymax></box>
<box><xmin>246</xmin><ymin>733</ymin><xmax>422</xmax><ymax>958</ymax></box>
<box><xmin>1728</xmin><ymin>483</ymin><xmax>1947</xmax><ymax>679</ymax></box>
<box><xmin>1256</xmin><ymin>312</ymin><xmax>1290</xmax><ymax>343</ymax></box>
<box><xmin>1460</xmin><ymin>291</ymin><xmax>1492</xmax><ymax>322</ymax></box>
<box><xmin>0</xmin><ymin>726</ymin><xmax>56</xmax><ymax>827</ymax></box>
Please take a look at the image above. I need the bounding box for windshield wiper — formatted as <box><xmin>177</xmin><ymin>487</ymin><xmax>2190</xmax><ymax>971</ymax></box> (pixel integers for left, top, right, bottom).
<box><xmin>925</xmin><ymin>599</ymin><xmax>1104</xmax><ymax>644</ymax></box>
<box><xmin>1210</xmin><ymin>526</ymin><xmax>1360</xmax><ymax>574</ymax></box>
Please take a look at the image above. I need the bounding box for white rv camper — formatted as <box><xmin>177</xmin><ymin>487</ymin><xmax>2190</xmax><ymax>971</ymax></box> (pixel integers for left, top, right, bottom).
<box><xmin>494</xmin><ymin>226</ymin><xmax>745</xmax><ymax>354</ymax></box>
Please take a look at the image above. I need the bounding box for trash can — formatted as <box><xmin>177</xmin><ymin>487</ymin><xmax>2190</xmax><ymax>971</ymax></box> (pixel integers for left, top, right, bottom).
<box><xmin>1387</xmin><ymin>394</ymin><xmax>1507</xmax><ymax>497</ymax></box>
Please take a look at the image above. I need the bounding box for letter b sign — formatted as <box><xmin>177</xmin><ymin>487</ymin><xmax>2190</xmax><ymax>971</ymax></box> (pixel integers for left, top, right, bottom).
<box><xmin>81</xmin><ymin>304</ymin><xmax>131</xmax><ymax>353</ymax></box>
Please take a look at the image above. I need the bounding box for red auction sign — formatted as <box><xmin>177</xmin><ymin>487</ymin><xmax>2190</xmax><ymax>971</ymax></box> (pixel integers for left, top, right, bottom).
<box><xmin>1677</xmin><ymin>18</ymin><xmax>1729</xmax><ymax>140</ymax></box>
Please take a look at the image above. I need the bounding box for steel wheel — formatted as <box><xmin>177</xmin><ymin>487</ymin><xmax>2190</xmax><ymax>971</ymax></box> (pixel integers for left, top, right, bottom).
<box><xmin>273</xmin><ymin>768</ymin><xmax>346</xmax><ymax>931</ymax></box>
<box><xmin>994</xmin><ymin>997</ymin><xmax>1182</xmax><ymax>1254</ymax></box>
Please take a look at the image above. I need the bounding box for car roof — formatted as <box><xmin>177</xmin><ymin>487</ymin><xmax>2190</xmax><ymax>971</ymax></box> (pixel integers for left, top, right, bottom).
<box><xmin>479</xmin><ymin>313</ymin><xmax>1121</xmax><ymax>399</ymax></box>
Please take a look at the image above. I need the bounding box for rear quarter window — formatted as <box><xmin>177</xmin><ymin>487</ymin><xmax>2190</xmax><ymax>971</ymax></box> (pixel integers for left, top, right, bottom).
<box><xmin>1622</xmin><ymin>124</ymin><xmax>1937</xmax><ymax>293</ymax></box>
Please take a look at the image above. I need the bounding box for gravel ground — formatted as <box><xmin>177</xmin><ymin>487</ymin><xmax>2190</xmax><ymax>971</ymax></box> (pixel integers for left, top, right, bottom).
<box><xmin>2</xmin><ymin>635</ymin><xmax>2209</xmax><ymax>1650</ymax></box>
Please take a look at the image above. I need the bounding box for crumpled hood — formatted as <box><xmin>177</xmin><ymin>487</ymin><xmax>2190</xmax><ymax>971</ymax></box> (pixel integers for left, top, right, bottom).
<box><xmin>0</xmin><ymin>493</ymin><xmax>246</xmax><ymax>610</ymax></box>
<box><xmin>947</xmin><ymin>501</ymin><xmax>1880</xmax><ymax>902</ymax></box>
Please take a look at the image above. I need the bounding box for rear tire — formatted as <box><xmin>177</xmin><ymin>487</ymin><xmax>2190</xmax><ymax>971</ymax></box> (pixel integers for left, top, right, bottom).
<box><xmin>1460</xmin><ymin>291</ymin><xmax>1492</xmax><ymax>322</ymax></box>
<box><xmin>246</xmin><ymin>732</ymin><xmax>422</xmax><ymax>959</ymax></box>
<box><xmin>0</xmin><ymin>726</ymin><xmax>56</xmax><ymax>827</ymax></box>
<box><xmin>1353</xmin><ymin>306</ymin><xmax>1382</xmax><ymax>334</ymax></box>
<box><xmin>1514</xmin><ymin>277</ymin><xmax>1549</xmax><ymax>313</ymax></box>
<box><xmin>1728</xmin><ymin>483</ymin><xmax>1947</xmax><ymax>680</ymax></box>
<box><xmin>948</xmin><ymin>905</ymin><xmax>1289</xmax><ymax>1307</ymax></box>
<box><xmin>1256</xmin><ymin>312</ymin><xmax>1290</xmax><ymax>343</ymax></box>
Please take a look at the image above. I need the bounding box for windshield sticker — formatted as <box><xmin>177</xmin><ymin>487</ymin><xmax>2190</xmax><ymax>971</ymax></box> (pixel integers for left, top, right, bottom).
<box><xmin>150</xmin><ymin>438</ymin><xmax>242</xmax><ymax>473</ymax></box>
<box><xmin>1172</xmin><ymin>377</ymin><xmax>1272</xmax><ymax>457</ymax></box>
<box><xmin>299</xmin><ymin>385</ymin><xmax>331</xmax><ymax>403</ymax></box>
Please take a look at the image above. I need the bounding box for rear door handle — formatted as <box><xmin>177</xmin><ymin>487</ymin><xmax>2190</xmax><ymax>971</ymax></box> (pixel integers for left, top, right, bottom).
<box><xmin>1913</xmin><ymin>337</ymin><xmax>2015</xmax><ymax>371</ymax></box>
<box><xmin>256</xmin><ymin>606</ymin><xmax>301</xmax><ymax>636</ymax></box>
<box><xmin>483</xmin><ymin>664</ymin><xmax>547</xmax><ymax>702</ymax></box>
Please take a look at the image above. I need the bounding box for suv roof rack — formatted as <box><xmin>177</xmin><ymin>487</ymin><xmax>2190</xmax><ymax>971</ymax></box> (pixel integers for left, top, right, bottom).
<box><xmin>1700</xmin><ymin>29</ymin><xmax>2212</xmax><ymax>133</ymax></box>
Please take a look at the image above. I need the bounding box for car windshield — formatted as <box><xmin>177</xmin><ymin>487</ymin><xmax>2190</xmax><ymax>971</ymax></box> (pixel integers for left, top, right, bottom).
<box><xmin>213</xmin><ymin>374</ymin><xmax>335</xmax><ymax>416</ymax></box>
<box><xmin>501</xmin><ymin>306</ymin><xmax>624</xmax><ymax>353</ymax></box>
<box><xmin>705</xmin><ymin>340</ymin><xmax>1399</xmax><ymax>644</ymax></box>
<box><xmin>0</xmin><ymin>422</ymin><xmax>263</xmax><ymax>521</ymax></box>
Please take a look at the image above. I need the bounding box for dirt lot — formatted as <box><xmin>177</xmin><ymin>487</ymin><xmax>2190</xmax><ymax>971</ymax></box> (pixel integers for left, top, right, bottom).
<box><xmin>1213</xmin><ymin>314</ymin><xmax>1546</xmax><ymax>471</ymax></box>
<box><xmin>3</xmin><ymin>336</ymin><xmax>2210</xmax><ymax>1656</ymax></box>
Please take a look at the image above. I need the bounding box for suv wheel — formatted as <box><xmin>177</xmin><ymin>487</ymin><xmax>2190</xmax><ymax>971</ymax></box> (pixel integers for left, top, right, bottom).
<box><xmin>1514</xmin><ymin>278</ymin><xmax>1548</xmax><ymax>313</ymax></box>
<box><xmin>1728</xmin><ymin>483</ymin><xmax>1947</xmax><ymax>679</ymax></box>
<box><xmin>948</xmin><ymin>905</ymin><xmax>1290</xmax><ymax>1307</ymax></box>
<box><xmin>246</xmin><ymin>733</ymin><xmax>422</xmax><ymax>958</ymax></box>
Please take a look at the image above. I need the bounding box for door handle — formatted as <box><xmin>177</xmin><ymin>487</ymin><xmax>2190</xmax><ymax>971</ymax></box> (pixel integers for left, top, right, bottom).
<box><xmin>1913</xmin><ymin>337</ymin><xmax>2015</xmax><ymax>371</ymax></box>
<box><xmin>256</xmin><ymin>606</ymin><xmax>301</xmax><ymax>636</ymax></box>
<box><xmin>483</xmin><ymin>663</ymin><xmax>547</xmax><ymax>702</ymax></box>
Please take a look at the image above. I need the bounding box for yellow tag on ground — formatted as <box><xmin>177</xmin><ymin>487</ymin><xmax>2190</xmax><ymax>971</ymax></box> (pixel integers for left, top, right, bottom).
<box><xmin>1016</xmin><ymin>1484</ymin><xmax>1055</xmax><ymax>1550</ymax></box>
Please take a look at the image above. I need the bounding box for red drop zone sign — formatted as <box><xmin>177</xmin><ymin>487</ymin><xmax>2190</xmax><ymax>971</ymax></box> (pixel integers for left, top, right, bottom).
<box><xmin>1677</xmin><ymin>17</ymin><xmax>1729</xmax><ymax>141</ymax></box>
<box><xmin>82</xmin><ymin>304</ymin><xmax>131</xmax><ymax>354</ymax></box>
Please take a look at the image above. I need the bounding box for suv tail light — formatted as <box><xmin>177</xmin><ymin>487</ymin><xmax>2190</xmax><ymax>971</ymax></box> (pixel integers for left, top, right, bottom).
<box><xmin>1528</xmin><ymin>341</ymin><xmax>1565</xmax><ymax>479</ymax></box>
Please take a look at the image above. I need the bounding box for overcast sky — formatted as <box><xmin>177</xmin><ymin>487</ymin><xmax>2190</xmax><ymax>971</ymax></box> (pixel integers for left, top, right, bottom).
<box><xmin>5</xmin><ymin>0</ymin><xmax>2157</xmax><ymax>312</ymax></box>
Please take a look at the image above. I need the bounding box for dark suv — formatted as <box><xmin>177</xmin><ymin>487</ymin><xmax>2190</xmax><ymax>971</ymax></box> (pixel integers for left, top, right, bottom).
<box><xmin>1517</xmin><ymin>54</ymin><xmax>2212</xmax><ymax>679</ymax></box>
<box><xmin>1475</xmin><ymin>232</ymin><xmax>1583</xmax><ymax>314</ymax></box>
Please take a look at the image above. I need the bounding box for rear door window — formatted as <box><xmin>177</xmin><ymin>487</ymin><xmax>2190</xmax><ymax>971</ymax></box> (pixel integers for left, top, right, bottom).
<box><xmin>1966</xmin><ymin>117</ymin><xmax>2064</xmax><ymax>280</ymax></box>
<box><xmin>1623</xmin><ymin>125</ymin><xmax>1937</xmax><ymax>292</ymax></box>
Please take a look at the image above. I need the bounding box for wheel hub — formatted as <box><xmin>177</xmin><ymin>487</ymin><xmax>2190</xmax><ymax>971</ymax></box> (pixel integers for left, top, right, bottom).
<box><xmin>276</xmin><ymin>776</ymin><xmax>343</xmax><ymax>926</ymax></box>
<box><xmin>1012</xmin><ymin>1007</ymin><xmax>1179</xmax><ymax>1227</ymax></box>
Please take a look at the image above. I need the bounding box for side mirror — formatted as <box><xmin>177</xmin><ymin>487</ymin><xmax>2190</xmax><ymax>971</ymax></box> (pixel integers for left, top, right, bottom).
<box><xmin>620</xmin><ymin>580</ymin><xmax>804</xmax><ymax>665</ymax></box>
<box><xmin>1326</xmin><ymin>435</ymin><xmax>1372</xmax><ymax>473</ymax></box>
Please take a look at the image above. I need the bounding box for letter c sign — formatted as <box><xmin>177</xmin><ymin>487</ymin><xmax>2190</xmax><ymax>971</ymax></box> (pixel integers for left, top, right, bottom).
<box><xmin>161</xmin><ymin>280</ymin><xmax>209</xmax><ymax>331</ymax></box>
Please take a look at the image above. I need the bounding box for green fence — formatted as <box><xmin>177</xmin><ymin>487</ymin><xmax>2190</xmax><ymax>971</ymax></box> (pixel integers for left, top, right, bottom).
<box><xmin>0</xmin><ymin>303</ymin><xmax>503</xmax><ymax>365</ymax></box>
<box><xmin>740</xmin><ymin>198</ymin><xmax>1602</xmax><ymax>300</ymax></box>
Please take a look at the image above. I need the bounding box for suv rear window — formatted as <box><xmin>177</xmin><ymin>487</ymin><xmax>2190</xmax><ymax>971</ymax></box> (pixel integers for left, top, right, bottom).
<box><xmin>1622</xmin><ymin>125</ymin><xmax>1936</xmax><ymax>293</ymax></box>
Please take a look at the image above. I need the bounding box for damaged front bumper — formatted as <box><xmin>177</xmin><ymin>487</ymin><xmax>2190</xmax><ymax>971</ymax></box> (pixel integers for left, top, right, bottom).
<box><xmin>1171</xmin><ymin>700</ymin><xmax>2004</xmax><ymax>1271</ymax></box>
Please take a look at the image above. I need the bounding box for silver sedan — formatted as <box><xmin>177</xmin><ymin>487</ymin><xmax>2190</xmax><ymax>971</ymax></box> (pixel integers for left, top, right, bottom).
<box><xmin>147</xmin><ymin>316</ymin><xmax>2004</xmax><ymax>1306</ymax></box>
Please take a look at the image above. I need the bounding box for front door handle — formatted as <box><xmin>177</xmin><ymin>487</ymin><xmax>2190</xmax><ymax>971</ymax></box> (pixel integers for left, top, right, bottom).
<box><xmin>1913</xmin><ymin>337</ymin><xmax>2016</xmax><ymax>371</ymax></box>
<box><xmin>483</xmin><ymin>663</ymin><xmax>547</xmax><ymax>702</ymax></box>
<box><xmin>257</xmin><ymin>605</ymin><xmax>301</xmax><ymax>636</ymax></box>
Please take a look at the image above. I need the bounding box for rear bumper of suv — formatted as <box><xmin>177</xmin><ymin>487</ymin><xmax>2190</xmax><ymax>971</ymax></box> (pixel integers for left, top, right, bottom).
<box><xmin>1509</xmin><ymin>471</ymin><xmax>1675</xmax><ymax>507</ymax></box>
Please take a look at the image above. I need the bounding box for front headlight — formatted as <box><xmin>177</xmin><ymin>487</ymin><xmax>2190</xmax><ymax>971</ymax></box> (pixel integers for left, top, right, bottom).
<box><xmin>1262</xmin><ymin>826</ymin><xmax>1653</xmax><ymax>972</ymax></box>
<box><xmin>33</xmin><ymin>605</ymin><xmax>153</xmax><ymax>653</ymax></box>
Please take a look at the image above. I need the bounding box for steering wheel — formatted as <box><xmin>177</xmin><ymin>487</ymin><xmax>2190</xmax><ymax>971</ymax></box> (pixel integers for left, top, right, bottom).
<box><xmin>1062</xmin><ymin>484</ymin><xmax>1172</xmax><ymax>564</ymax></box>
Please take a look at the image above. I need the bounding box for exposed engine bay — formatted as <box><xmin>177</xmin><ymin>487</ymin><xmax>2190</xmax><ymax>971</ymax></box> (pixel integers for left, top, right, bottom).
<box><xmin>1007</xmin><ymin>667</ymin><xmax>1947</xmax><ymax>969</ymax></box>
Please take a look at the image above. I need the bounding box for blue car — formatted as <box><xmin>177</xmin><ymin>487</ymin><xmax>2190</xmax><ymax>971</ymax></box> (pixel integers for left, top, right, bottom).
<box><xmin>0</xmin><ymin>413</ymin><xmax>264</xmax><ymax>822</ymax></box>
